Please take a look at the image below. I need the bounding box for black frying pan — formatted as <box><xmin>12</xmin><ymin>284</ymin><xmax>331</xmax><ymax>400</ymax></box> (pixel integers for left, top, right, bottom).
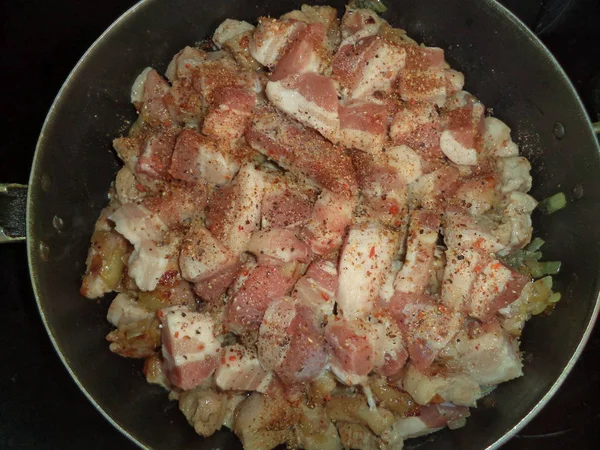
<box><xmin>1</xmin><ymin>0</ymin><xmax>599</xmax><ymax>448</ymax></box>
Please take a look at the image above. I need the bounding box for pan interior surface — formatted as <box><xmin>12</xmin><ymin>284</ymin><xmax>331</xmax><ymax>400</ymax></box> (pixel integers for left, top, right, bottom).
<box><xmin>27</xmin><ymin>0</ymin><xmax>600</xmax><ymax>449</ymax></box>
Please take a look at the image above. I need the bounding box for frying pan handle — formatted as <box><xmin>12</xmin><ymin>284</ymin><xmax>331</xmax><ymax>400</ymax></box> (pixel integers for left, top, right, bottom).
<box><xmin>0</xmin><ymin>183</ymin><xmax>27</xmax><ymax>243</ymax></box>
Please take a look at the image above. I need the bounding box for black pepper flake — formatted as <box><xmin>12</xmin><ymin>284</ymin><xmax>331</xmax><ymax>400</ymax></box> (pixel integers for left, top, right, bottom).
<box><xmin>457</xmin><ymin>255</ymin><xmax>464</xmax><ymax>260</ymax></box>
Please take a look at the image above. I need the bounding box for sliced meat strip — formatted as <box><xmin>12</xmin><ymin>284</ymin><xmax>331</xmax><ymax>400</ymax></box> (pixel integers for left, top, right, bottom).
<box><xmin>281</xmin><ymin>4</ymin><xmax>341</xmax><ymax>53</ymax></box>
<box><xmin>469</xmin><ymin>259</ymin><xmax>529</xmax><ymax>321</ymax></box>
<box><xmin>332</xmin><ymin>35</ymin><xmax>406</xmax><ymax>99</ymax></box>
<box><xmin>165</xmin><ymin>46</ymin><xmax>206</xmax><ymax>82</ymax></box>
<box><xmin>213</xmin><ymin>19</ymin><xmax>255</xmax><ymax>49</ymax></box>
<box><xmin>442</xmin><ymin>209</ymin><xmax>505</xmax><ymax>254</ymax></box>
<box><xmin>258</xmin><ymin>297</ymin><xmax>328</xmax><ymax>384</ymax></box>
<box><xmin>192</xmin><ymin>52</ymin><xmax>262</xmax><ymax>101</ymax></box>
<box><xmin>266</xmin><ymin>72</ymin><xmax>339</xmax><ymax>140</ymax></box>
<box><xmin>388</xmin><ymin>291</ymin><xmax>462</xmax><ymax>370</ymax></box>
<box><xmin>215</xmin><ymin>344</ymin><xmax>273</xmax><ymax>393</ymax></box>
<box><xmin>292</xmin><ymin>259</ymin><xmax>337</xmax><ymax>323</ymax></box>
<box><xmin>370</xmin><ymin>314</ymin><xmax>409</xmax><ymax>377</ymax></box>
<box><xmin>205</xmin><ymin>164</ymin><xmax>265</xmax><ymax>256</ymax></box>
<box><xmin>325</xmin><ymin>318</ymin><xmax>374</xmax><ymax>385</ymax></box>
<box><xmin>159</xmin><ymin>306</ymin><xmax>222</xmax><ymax>390</ymax></box>
<box><xmin>163</xmin><ymin>79</ymin><xmax>204</xmax><ymax>127</ymax></box>
<box><xmin>261</xmin><ymin>183</ymin><xmax>316</xmax><ymax>229</ymax></box>
<box><xmin>109</xmin><ymin>202</ymin><xmax>167</xmax><ymax>246</ymax></box>
<box><xmin>336</xmin><ymin>221</ymin><xmax>400</xmax><ymax>319</ymax></box>
<box><xmin>179</xmin><ymin>221</ymin><xmax>238</xmax><ymax>283</ymax></box>
<box><xmin>114</xmin><ymin>166</ymin><xmax>146</xmax><ymax>205</ymax></box>
<box><xmin>440</xmin><ymin>248</ymin><xmax>482</xmax><ymax>312</ymax></box>
<box><xmin>440</xmin><ymin>99</ymin><xmax>485</xmax><ymax>165</ymax></box>
<box><xmin>408</xmin><ymin>164</ymin><xmax>461</xmax><ymax>211</ymax></box>
<box><xmin>340</xmin><ymin>7</ymin><xmax>383</xmax><ymax>39</ymax></box>
<box><xmin>395</xmin><ymin>45</ymin><xmax>447</xmax><ymax>106</ymax></box>
<box><xmin>394</xmin><ymin>210</ymin><xmax>441</xmax><ymax>294</ymax></box>
<box><xmin>482</xmin><ymin>116</ymin><xmax>519</xmax><ymax>158</ymax></box>
<box><xmin>109</xmin><ymin>203</ymin><xmax>174</xmax><ymax>291</ymax></box>
<box><xmin>193</xmin><ymin>262</ymin><xmax>243</xmax><ymax>303</ymax></box>
<box><xmin>131</xmin><ymin>68</ymin><xmax>173</xmax><ymax>127</ymax></box>
<box><xmin>136</xmin><ymin>130</ymin><xmax>179</xmax><ymax>180</ymax></box>
<box><xmin>337</xmin><ymin>99</ymin><xmax>388</xmax><ymax>154</ymax></box>
<box><xmin>440</xmin><ymin>320</ymin><xmax>523</xmax><ymax>385</ymax></box>
<box><xmin>271</xmin><ymin>23</ymin><xmax>328</xmax><ymax>81</ymax></box>
<box><xmin>226</xmin><ymin>265</ymin><xmax>298</xmax><ymax>333</ymax></box>
<box><xmin>249</xmin><ymin>18</ymin><xmax>306</xmax><ymax>68</ymax></box>
<box><xmin>349</xmin><ymin>148</ymin><xmax>409</xmax><ymax>228</ymax></box>
<box><xmin>389</xmin><ymin>101</ymin><xmax>443</xmax><ymax>167</ymax></box>
<box><xmin>247</xmin><ymin>228</ymin><xmax>312</xmax><ymax>266</ymax></box>
<box><xmin>202</xmin><ymin>86</ymin><xmax>257</xmax><ymax>142</ymax></box>
<box><xmin>300</xmin><ymin>189</ymin><xmax>357</xmax><ymax>255</ymax></box>
<box><xmin>141</xmin><ymin>181</ymin><xmax>207</xmax><ymax>229</ymax></box>
<box><xmin>246</xmin><ymin>106</ymin><xmax>357</xmax><ymax>196</ymax></box>
<box><xmin>450</xmin><ymin>174</ymin><xmax>499</xmax><ymax>216</ymax></box>
<box><xmin>169</xmin><ymin>128</ymin><xmax>240</xmax><ymax>186</ymax></box>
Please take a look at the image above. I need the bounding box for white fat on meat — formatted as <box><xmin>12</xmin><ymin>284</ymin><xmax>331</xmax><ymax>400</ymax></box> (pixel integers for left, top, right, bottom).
<box><xmin>452</xmin><ymin>175</ymin><xmax>499</xmax><ymax>217</ymax></box>
<box><xmin>258</xmin><ymin>297</ymin><xmax>328</xmax><ymax>384</ymax></box>
<box><xmin>337</xmin><ymin>100</ymin><xmax>388</xmax><ymax>154</ymax></box>
<box><xmin>370</xmin><ymin>315</ymin><xmax>408</xmax><ymax>377</ymax></box>
<box><xmin>493</xmin><ymin>192</ymin><xmax>537</xmax><ymax>250</ymax></box>
<box><xmin>440</xmin><ymin>248</ymin><xmax>482</xmax><ymax>312</ymax></box>
<box><xmin>257</xmin><ymin>298</ymin><xmax>296</xmax><ymax>369</ymax></box>
<box><xmin>127</xmin><ymin>239</ymin><xmax>174</xmax><ymax>292</ymax></box>
<box><xmin>107</xmin><ymin>293</ymin><xmax>154</xmax><ymax>328</ymax></box>
<box><xmin>213</xmin><ymin>19</ymin><xmax>255</xmax><ymax>48</ymax></box>
<box><xmin>247</xmin><ymin>228</ymin><xmax>312</xmax><ymax>266</ymax></box>
<box><xmin>482</xmin><ymin>117</ymin><xmax>519</xmax><ymax>158</ymax></box>
<box><xmin>340</xmin><ymin>7</ymin><xmax>383</xmax><ymax>39</ymax></box>
<box><xmin>169</xmin><ymin>129</ymin><xmax>240</xmax><ymax>186</ymax></box>
<box><xmin>439</xmin><ymin>129</ymin><xmax>478</xmax><ymax>166</ymax></box>
<box><xmin>378</xmin><ymin>259</ymin><xmax>402</xmax><ymax>303</ymax></box>
<box><xmin>394</xmin><ymin>210</ymin><xmax>440</xmax><ymax>294</ymax></box>
<box><xmin>165</xmin><ymin>46</ymin><xmax>206</xmax><ymax>82</ymax></box>
<box><xmin>443</xmin><ymin>210</ymin><xmax>505</xmax><ymax>254</ymax></box>
<box><xmin>335</xmin><ymin>37</ymin><xmax>406</xmax><ymax>99</ymax></box>
<box><xmin>469</xmin><ymin>259</ymin><xmax>529</xmax><ymax>321</ymax></box>
<box><xmin>445</xmin><ymin>69</ymin><xmax>465</xmax><ymax>95</ymax></box>
<box><xmin>336</xmin><ymin>222</ymin><xmax>400</xmax><ymax>319</ymax></box>
<box><xmin>179</xmin><ymin>221</ymin><xmax>237</xmax><ymax>283</ymax></box>
<box><xmin>210</xmin><ymin>164</ymin><xmax>265</xmax><ymax>256</ymax></box>
<box><xmin>440</xmin><ymin>322</ymin><xmax>523</xmax><ymax>385</ymax></box>
<box><xmin>109</xmin><ymin>203</ymin><xmax>170</xmax><ymax>291</ymax></box>
<box><xmin>325</xmin><ymin>318</ymin><xmax>375</xmax><ymax>386</ymax></box>
<box><xmin>497</xmin><ymin>156</ymin><xmax>532</xmax><ymax>194</ymax></box>
<box><xmin>386</xmin><ymin>145</ymin><xmax>424</xmax><ymax>185</ymax></box>
<box><xmin>301</xmin><ymin>190</ymin><xmax>357</xmax><ymax>255</ymax></box>
<box><xmin>380</xmin><ymin>418</ymin><xmax>440</xmax><ymax>449</ymax></box>
<box><xmin>215</xmin><ymin>344</ymin><xmax>273</xmax><ymax>393</ymax></box>
<box><xmin>130</xmin><ymin>67</ymin><xmax>152</xmax><ymax>104</ymax></box>
<box><xmin>249</xmin><ymin>18</ymin><xmax>305</xmax><ymax>67</ymax></box>
<box><xmin>114</xmin><ymin>166</ymin><xmax>146</xmax><ymax>205</ymax></box>
<box><xmin>159</xmin><ymin>306</ymin><xmax>222</xmax><ymax>390</ymax></box>
<box><xmin>110</xmin><ymin>203</ymin><xmax>167</xmax><ymax>246</ymax></box>
<box><xmin>266</xmin><ymin>73</ymin><xmax>339</xmax><ymax>141</ymax></box>
<box><xmin>403</xmin><ymin>364</ymin><xmax>482</xmax><ymax>407</ymax></box>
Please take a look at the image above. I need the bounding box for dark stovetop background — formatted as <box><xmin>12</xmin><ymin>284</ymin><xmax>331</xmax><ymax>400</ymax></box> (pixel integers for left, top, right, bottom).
<box><xmin>1</xmin><ymin>0</ymin><xmax>599</xmax><ymax>448</ymax></box>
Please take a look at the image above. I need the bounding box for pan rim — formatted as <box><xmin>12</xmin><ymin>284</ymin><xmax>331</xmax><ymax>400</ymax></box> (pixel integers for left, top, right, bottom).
<box><xmin>25</xmin><ymin>0</ymin><xmax>600</xmax><ymax>449</ymax></box>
